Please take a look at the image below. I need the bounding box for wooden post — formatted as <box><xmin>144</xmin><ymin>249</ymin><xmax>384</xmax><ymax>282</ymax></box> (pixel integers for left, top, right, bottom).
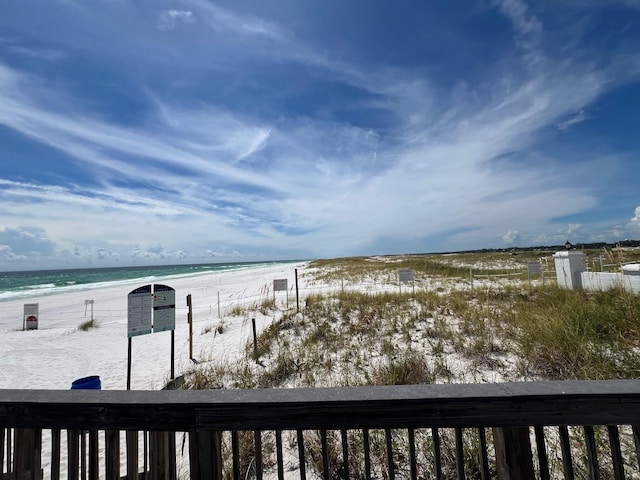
<box><xmin>150</xmin><ymin>431</ymin><xmax>176</xmax><ymax>480</ymax></box>
<box><xmin>170</xmin><ymin>330</ymin><xmax>175</xmax><ymax>380</ymax></box>
<box><xmin>187</xmin><ymin>294</ymin><xmax>193</xmax><ymax>361</ymax></box>
<box><xmin>189</xmin><ymin>431</ymin><xmax>222</xmax><ymax>480</ymax></box>
<box><xmin>105</xmin><ymin>430</ymin><xmax>120</xmax><ymax>480</ymax></box>
<box><xmin>493</xmin><ymin>427</ymin><xmax>535</xmax><ymax>480</ymax></box>
<box><xmin>13</xmin><ymin>428</ymin><xmax>42</xmax><ymax>480</ymax></box>
<box><xmin>127</xmin><ymin>337</ymin><xmax>132</xmax><ymax>391</ymax></box>
<box><xmin>252</xmin><ymin>318</ymin><xmax>258</xmax><ymax>363</ymax></box>
<box><xmin>126</xmin><ymin>431</ymin><xmax>138</xmax><ymax>480</ymax></box>
<box><xmin>295</xmin><ymin>269</ymin><xmax>300</xmax><ymax>313</ymax></box>
<box><xmin>217</xmin><ymin>291</ymin><xmax>221</xmax><ymax>319</ymax></box>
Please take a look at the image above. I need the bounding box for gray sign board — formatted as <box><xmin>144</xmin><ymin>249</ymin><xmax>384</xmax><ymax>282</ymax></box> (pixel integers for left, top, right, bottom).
<box><xmin>128</xmin><ymin>285</ymin><xmax>153</xmax><ymax>337</ymax></box>
<box><xmin>153</xmin><ymin>284</ymin><xmax>176</xmax><ymax>333</ymax></box>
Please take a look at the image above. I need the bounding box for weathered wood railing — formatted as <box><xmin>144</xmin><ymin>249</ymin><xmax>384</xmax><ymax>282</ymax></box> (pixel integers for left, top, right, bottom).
<box><xmin>2</xmin><ymin>380</ymin><xmax>640</xmax><ymax>480</ymax></box>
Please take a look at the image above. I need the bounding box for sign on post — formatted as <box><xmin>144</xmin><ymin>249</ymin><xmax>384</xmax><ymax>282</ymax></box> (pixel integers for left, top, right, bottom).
<box><xmin>527</xmin><ymin>261</ymin><xmax>542</xmax><ymax>274</ymax></box>
<box><xmin>153</xmin><ymin>284</ymin><xmax>176</xmax><ymax>333</ymax></box>
<box><xmin>527</xmin><ymin>261</ymin><xmax>544</xmax><ymax>288</ymax></box>
<box><xmin>398</xmin><ymin>269</ymin><xmax>414</xmax><ymax>282</ymax></box>
<box><xmin>127</xmin><ymin>285</ymin><xmax>152</xmax><ymax>337</ymax></box>
<box><xmin>273</xmin><ymin>279</ymin><xmax>288</xmax><ymax>291</ymax></box>
<box><xmin>23</xmin><ymin>303</ymin><xmax>39</xmax><ymax>330</ymax></box>
<box><xmin>398</xmin><ymin>269</ymin><xmax>415</xmax><ymax>294</ymax></box>
<box><xmin>273</xmin><ymin>279</ymin><xmax>289</xmax><ymax>307</ymax></box>
<box><xmin>127</xmin><ymin>283</ymin><xmax>176</xmax><ymax>390</ymax></box>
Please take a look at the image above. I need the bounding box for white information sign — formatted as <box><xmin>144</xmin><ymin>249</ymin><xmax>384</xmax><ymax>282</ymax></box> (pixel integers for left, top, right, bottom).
<box><xmin>398</xmin><ymin>269</ymin><xmax>414</xmax><ymax>282</ymax></box>
<box><xmin>527</xmin><ymin>261</ymin><xmax>542</xmax><ymax>274</ymax></box>
<box><xmin>153</xmin><ymin>284</ymin><xmax>176</xmax><ymax>333</ymax></box>
<box><xmin>128</xmin><ymin>285</ymin><xmax>153</xmax><ymax>337</ymax></box>
<box><xmin>273</xmin><ymin>279</ymin><xmax>288</xmax><ymax>292</ymax></box>
<box><xmin>24</xmin><ymin>303</ymin><xmax>39</xmax><ymax>330</ymax></box>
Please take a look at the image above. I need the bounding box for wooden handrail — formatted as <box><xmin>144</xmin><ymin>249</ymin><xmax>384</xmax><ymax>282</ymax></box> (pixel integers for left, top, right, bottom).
<box><xmin>2</xmin><ymin>380</ymin><xmax>640</xmax><ymax>431</ymax></box>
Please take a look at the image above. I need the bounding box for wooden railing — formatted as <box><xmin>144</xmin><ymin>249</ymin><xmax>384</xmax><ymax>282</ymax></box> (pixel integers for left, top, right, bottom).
<box><xmin>2</xmin><ymin>380</ymin><xmax>640</xmax><ymax>480</ymax></box>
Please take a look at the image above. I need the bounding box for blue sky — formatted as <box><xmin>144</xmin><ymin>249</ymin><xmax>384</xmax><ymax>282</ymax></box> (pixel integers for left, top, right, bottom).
<box><xmin>1</xmin><ymin>0</ymin><xmax>640</xmax><ymax>269</ymax></box>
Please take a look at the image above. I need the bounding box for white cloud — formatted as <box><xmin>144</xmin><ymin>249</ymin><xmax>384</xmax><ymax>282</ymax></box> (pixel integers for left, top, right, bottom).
<box><xmin>628</xmin><ymin>206</ymin><xmax>640</xmax><ymax>230</ymax></box>
<box><xmin>492</xmin><ymin>0</ymin><xmax>543</xmax><ymax>63</ymax></box>
<box><xmin>186</xmin><ymin>0</ymin><xmax>286</xmax><ymax>41</ymax></box>
<box><xmin>157</xmin><ymin>10</ymin><xmax>195</xmax><ymax>31</ymax></box>
<box><xmin>556</xmin><ymin>110</ymin><xmax>589</xmax><ymax>131</ymax></box>
<box><xmin>501</xmin><ymin>229</ymin><xmax>521</xmax><ymax>244</ymax></box>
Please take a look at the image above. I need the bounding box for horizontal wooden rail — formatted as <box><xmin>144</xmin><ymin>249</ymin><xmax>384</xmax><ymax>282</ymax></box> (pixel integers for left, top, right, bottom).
<box><xmin>3</xmin><ymin>381</ymin><xmax>640</xmax><ymax>480</ymax></box>
<box><xmin>2</xmin><ymin>380</ymin><xmax>640</xmax><ymax>431</ymax></box>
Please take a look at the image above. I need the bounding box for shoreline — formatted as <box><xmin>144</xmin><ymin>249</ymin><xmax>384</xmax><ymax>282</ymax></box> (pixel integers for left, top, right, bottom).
<box><xmin>0</xmin><ymin>260</ymin><xmax>305</xmax><ymax>302</ymax></box>
<box><xmin>0</xmin><ymin>261</ymin><xmax>308</xmax><ymax>390</ymax></box>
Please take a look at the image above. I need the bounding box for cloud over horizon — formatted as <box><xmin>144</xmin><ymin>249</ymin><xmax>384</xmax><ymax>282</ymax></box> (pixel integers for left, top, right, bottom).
<box><xmin>1</xmin><ymin>0</ymin><xmax>640</xmax><ymax>269</ymax></box>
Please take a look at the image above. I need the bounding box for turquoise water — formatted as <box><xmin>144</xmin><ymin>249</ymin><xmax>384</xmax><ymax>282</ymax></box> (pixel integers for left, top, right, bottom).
<box><xmin>0</xmin><ymin>261</ymin><xmax>292</xmax><ymax>302</ymax></box>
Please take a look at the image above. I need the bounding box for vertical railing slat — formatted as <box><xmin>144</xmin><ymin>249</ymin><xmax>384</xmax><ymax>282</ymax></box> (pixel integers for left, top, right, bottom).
<box><xmin>632</xmin><ymin>425</ymin><xmax>640</xmax><ymax>473</ymax></box>
<box><xmin>534</xmin><ymin>426</ymin><xmax>550</xmax><ymax>480</ymax></box>
<box><xmin>607</xmin><ymin>425</ymin><xmax>625</xmax><ymax>480</ymax></box>
<box><xmin>168</xmin><ymin>432</ymin><xmax>177</xmax><ymax>480</ymax></box>
<box><xmin>296</xmin><ymin>430</ymin><xmax>307</xmax><ymax>480</ymax></box>
<box><xmin>231</xmin><ymin>431</ymin><xmax>240</xmax><ymax>480</ymax></box>
<box><xmin>559</xmin><ymin>426</ymin><xmax>575</xmax><ymax>480</ymax></box>
<box><xmin>408</xmin><ymin>428</ymin><xmax>417</xmax><ymax>480</ymax></box>
<box><xmin>320</xmin><ymin>430</ymin><xmax>329</xmax><ymax>480</ymax></box>
<box><xmin>276</xmin><ymin>430</ymin><xmax>284</xmax><ymax>480</ymax></box>
<box><xmin>477</xmin><ymin>428</ymin><xmax>490</xmax><ymax>480</ymax></box>
<box><xmin>455</xmin><ymin>427</ymin><xmax>464</xmax><ymax>480</ymax></box>
<box><xmin>143</xmin><ymin>431</ymin><xmax>148</xmax><ymax>480</ymax></box>
<box><xmin>362</xmin><ymin>429</ymin><xmax>371</xmax><ymax>480</ymax></box>
<box><xmin>89</xmin><ymin>431</ymin><xmax>98</xmax><ymax>480</ymax></box>
<box><xmin>385</xmin><ymin>428</ymin><xmax>395</xmax><ymax>480</ymax></box>
<box><xmin>51</xmin><ymin>428</ymin><xmax>61</xmax><ymax>480</ymax></box>
<box><xmin>254</xmin><ymin>430</ymin><xmax>263</xmax><ymax>480</ymax></box>
<box><xmin>340</xmin><ymin>429</ymin><xmax>349</xmax><ymax>480</ymax></box>
<box><xmin>432</xmin><ymin>427</ymin><xmax>443</xmax><ymax>480</ymax></box>
<box><xmin>1</xmin><ymin>428</ymin><xmax>5</xmax><ymax>478</ymax></box>
<box><xmin>583</xmin><ymin>426</ymin><xmax>600</xmax><ymax>480</ymax></box>
<box><xmin>68</xmin><ymin>430</ymin><xmax>80</xmax><ymax>480</ymax></box>
<box><xmin>81</xmin><ymin>431</ymin><xmax>86</xmax><ymax>480</ymax></box>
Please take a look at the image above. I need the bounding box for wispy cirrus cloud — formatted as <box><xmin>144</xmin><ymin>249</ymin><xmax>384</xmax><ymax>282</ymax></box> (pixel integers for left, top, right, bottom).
<box><xmin>157</xmin><ymin>10</ymin><xmax>195</xmax><ymax>31</ymax></box>
<box><xmin>1</xmin><ymin>1</ymin><xmax>640</xmax><ymax>267</ymax></box>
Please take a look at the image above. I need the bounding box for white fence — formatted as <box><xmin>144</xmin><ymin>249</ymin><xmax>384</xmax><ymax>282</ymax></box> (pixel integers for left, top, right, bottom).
<box><xmin>554</xmin><ymin>251</ymin><xmax>640</xmax><ymax>292</ymax></box>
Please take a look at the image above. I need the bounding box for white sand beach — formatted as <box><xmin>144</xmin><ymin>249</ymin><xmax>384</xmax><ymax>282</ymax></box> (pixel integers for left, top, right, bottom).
<box><xmin>0</xmin><ymin>262</ymin><xmax>308</xmax><ymax>391</ymax></box>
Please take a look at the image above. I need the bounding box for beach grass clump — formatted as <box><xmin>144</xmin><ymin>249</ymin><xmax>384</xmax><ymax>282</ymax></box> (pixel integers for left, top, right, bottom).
<box><xmin>78</xmin><ymin>319</ymin><xmax>97</xmax><ymax>331</ymax></box>
<box><xmin>228</xmin><ymin>304</ymin><xmax>245</xmax><ymax>316</ymax></box>
<box><xmin>507</xmin><ymin>286</ymin><xmax>640</xmax><ymax>379</ymax></box>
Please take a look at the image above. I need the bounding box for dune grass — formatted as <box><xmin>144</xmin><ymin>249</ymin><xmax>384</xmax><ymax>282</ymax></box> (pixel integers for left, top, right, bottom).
<box><xmin>183</xmin><ymin>252</ymin><xmax>640</xmax><ymax>388</ymax></box>
<box><xmin>78</xmin><ymin>319</ymin><xmax>97</xmax><ymax>331</ymax></box>
<box><xmin>180</xmin><ymin>251</ymin><xmax>640</xmax><ymax>480</ymax></box>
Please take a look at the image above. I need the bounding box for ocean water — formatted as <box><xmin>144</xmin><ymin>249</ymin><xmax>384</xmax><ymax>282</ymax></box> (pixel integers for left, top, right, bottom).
<box><xmin>0</xmin><ymin>261</ymin><xmax>291</xmax><ymax>302</ymax></box>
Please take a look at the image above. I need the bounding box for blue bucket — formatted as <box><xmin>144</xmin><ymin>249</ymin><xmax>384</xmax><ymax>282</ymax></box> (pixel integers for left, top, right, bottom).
<box><xmin>71</xmin><ymin>375</ymin><xmax>101</xmax><ymax>390</ymax></box>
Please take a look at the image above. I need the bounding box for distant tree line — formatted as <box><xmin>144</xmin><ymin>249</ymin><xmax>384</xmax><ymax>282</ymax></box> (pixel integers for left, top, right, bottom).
<box><xmin>433</xmin><ymin>240</ymin><xmax>640</xmax><ymax>255</ymax></box>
